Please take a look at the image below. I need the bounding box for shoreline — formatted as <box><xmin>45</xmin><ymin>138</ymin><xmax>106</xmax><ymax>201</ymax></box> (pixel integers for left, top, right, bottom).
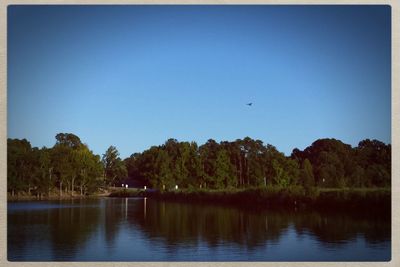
<box><xmin>7</xmin><ymin>192</ymin><xmax>110</xmax><ymax>201</ymax></box>
<box><xmin>7</xmin><ymin>187</ymin><xmax>391</xmax><ymax>217</ymax></box>
<box><xmin>108</xmin><ymin>187</ymin><xmax>391</xmax><ymax>215</ymax></box>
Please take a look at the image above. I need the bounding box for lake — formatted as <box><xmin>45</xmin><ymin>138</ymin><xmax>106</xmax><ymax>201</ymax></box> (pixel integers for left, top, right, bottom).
<box><xmin>7</xmin><ymin>197</ymin><xmax>390</xmax><ymax>261</ymax></box>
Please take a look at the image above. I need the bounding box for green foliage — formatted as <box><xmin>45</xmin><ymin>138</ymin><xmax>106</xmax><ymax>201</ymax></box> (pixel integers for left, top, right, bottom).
<box><xmin>355</xmin><ymin>139</ymin><xmax>391</xmax><ymax>187</ymax></box>
<box><xmin>301</xmin><ymin>159</ymin><xmax>315</xmax><ymax>189</ymax></box>
<box><xmin>75</xmin><ymin>146</ymin><xmax>103</xmax><ymax>195</ymax></box>
<box><xmin>55</xmin><ymin>133</ymin><xmax>82</xmax><ymax>149</ymax></box>
<box><xmin>292</xmin><ymin>138</ymin><xmax>391</xmax><ymax>189</ymax></box>
<box><xmin>8</xmin><ymin>134</ymin><xmax>391</xmax><ymax>198</ymax></box>
<box><xmin>214</xmin><ymin>149</ymin><xmax>233</xmax><ymax>188</ymax></box>
<box><xmin>125</xmin><ymin>137</ymin><xmax>390</xmax><ymax>192</ymax></box>
<box><xmin>7</xmin><ymin>139</ymin><xmax>32</xmax><ymax>194</ymax></box>
<box><xmin>7</xmin><ymin>133</ymin><xmax>105</xmax><ymax>197</ymax></box>
<box><xmin>102</xmin><ymin>146</ymin><xmax>127</xmax><ymax>186</ymax></box>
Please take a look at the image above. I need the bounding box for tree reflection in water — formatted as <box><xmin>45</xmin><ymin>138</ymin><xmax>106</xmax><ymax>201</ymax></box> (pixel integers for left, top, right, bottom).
<box><xmin>126</xmin><ymin>198</ymin><xmax>390</xmax><ymax>251</ymax></box>
<box><xmin>8</xmin><ymin>198</ymin><xmax>390</xmax><ymax>261</ymax></box>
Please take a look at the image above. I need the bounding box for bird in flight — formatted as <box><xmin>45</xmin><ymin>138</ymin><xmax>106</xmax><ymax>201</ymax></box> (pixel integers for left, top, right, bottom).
<box><xmin>246</xmin><ymin>103</ymin><xmax>253</xmax><ymax>106</ymax></box>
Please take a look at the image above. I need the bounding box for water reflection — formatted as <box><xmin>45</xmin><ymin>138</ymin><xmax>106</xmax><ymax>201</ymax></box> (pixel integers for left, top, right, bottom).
<box><xmin>8</xmin><ymin>199</ymin><xmax>101</xmax><ymax>260</ymax></box>
<box><xmin>133</xmin><ymin>200</ymin><xmax>286</xmax><ymax>248</ymax></box>
<box><xmin>130</xmin><ymin>199</ymin><xmax>390</xmax><ymax>251</ymax></box>
<box><xmin>8</xmin><ymin>198</ymin><xmax>390</xmax><ymax>261</ymax></box>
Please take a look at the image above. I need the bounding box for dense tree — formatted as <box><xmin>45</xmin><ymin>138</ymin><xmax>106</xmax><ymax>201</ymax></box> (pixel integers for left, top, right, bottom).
<box><xmin>51</xmin><ymin>144</ymin><xmax>73</xmax><ymax>196</ymax></box>
<box><xmin>30</xmin><ymin>147</ymin><xmax>52</xmax><ymax>198</ymax></box>
<box><xmin>263</xmin><ymin>144</ymin><xmax>299</xmax><ymax>187</ymax></box>
<box><xmin>7</xmin><ymin>133</ymin><xmax>104</xmax><ymax>197</ymax></box>
<box><xmin>355</xmin><ymin>139</ymin><xmax>391</xmax><ymax>187</ymax></box>
<box><xmin>290</xmin><ymin>138</ymin><xmax>391</xmax><ymax>188</ymax></box>
<box><xmin>7</xmin><ymin>139</ymin><xmax>32</xmax><ymax>195</ymax></box>
<box><xmin>300</xmin><ymin>159</ymin><xmax>314</xmax><ymax>189</ymax></box>
<box><xmin>102</xmin><ymin>146</ymin><xmax>128</xmax><ymax>186</ymax></box>
<box><xmin>75</xmin><ymin>145</ymin><xmax>103</xmax><ymax>195</ymax></box>
<box><xmin>55</xmin><ymin>133</ymin><xmax>82</xmax><ymax>149</ymax></box>
<box><xmin>214</xmin><ymin>149</ymin><xmax>236</xmax><ymax>188</ymax></box>
<box><xmin>199</xmin><ymin>139</ymin><xmax>219</xmax><ymax>188</ymax></box>
<box><xmin>124</xmin><ymin>137</ymin><xmax>391</xmax><ymax>191</ymax></box>
<box><xmin>292</xmin><ymin>139</ymin><xmax>352</xmax><ymax>187</ymax></box>
<box><xmin>164</xmin><ymin>139</ymin><xmax>190</xmax><ymax>187</ymax></box>
<box><xmin>8</xmin><ymin>135</ymin><xmax>391</xmax><ymax>198</ymax></box>
<box><xmin>185</xmin><ymin>142</ymin><xmax>203</xmax><ymax>188</ymax></box>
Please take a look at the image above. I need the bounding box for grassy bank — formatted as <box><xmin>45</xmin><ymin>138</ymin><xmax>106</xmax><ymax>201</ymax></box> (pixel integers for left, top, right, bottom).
<box><xmin>7</xmin><ymin>188</ymin><xmax>110</xmax><ymax>201</ymax></box>
<box><xmin>108</xmin><ymin>188</ymin><xmax>147</xmax><ymax>197</ymax></box>
<box><xmin>9</xmin><ymin>186</ymin><xmax>389</xmax><ymax>216</ymax></box>
<box><xmin>109</xmin><ymin>186</ymin><xmax>391</xmax><ymax>215</ymax></box>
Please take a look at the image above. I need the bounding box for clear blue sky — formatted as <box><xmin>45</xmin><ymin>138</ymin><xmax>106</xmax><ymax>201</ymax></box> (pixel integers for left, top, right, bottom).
<box><xmin>8</xmin><ymin>5</ymin><xmax>391</xmax><ymax>159</ymax></box>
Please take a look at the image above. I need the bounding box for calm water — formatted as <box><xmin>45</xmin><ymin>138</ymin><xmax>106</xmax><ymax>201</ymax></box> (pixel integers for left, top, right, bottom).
<box><xmin>8</xmin><ymin>197</ymin><xmax>390</xmax><ymax>261</ymax></box>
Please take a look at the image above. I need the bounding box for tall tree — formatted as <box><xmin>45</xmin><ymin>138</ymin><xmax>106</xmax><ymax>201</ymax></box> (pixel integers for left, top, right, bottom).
<box><xmin>199</xmin><ymin>139</ymin><xmax>219</xmax><ymax>188</ymax></box>
<box><xmin>301</xmin><ymin>158</ymin><xmax>315</xmax><ymax>189</ymax></box>
<box><xmin>185</xmin><ymin>142</ymin><xmax>203</xmax><ymax>188</ymax></box>
<box><xmin>75</xmin><ymin>147</ymin><xmax>103</xmax><ymax>195</ymax></box>
<box><xmin>102</xmin><ymin>146</ymin><xmax>127</xmax><ymax>186</ymax></box>
<box><xmin>51</xmin><ymin>144</ymin><xmax>72</xmax><ymax>196</ymax></box>
<box><xmin>7</xmin><ymin>139</ymin><xmax>32</xmax><ymax>195</ymax></box>
<box><xmin>214</xmin><ymin>149</ymin><xmax>236</xmax><ymax>189</ymax></box>
<box><xmin>55</xmin><ymin>133</ymin><xmax>83</xmax><ymax>149</ymax></box>
<box><xmin>355</xmin><ymin>139</ymin><xmax>391</xmax><ymax>187</ymax></box>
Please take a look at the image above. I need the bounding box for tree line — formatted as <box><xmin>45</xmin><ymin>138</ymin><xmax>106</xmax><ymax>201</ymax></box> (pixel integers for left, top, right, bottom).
<box><xmin>7</xmin><ymin>133</ymin><xmax>127</xmax><ymax>197</ymax></box>
<box><xmin>7</xmin><ymin>133</ymin><xmax>391</xmax><ymax>197</ymax></box>
<box><xmin>125</xmin><ymin>137</ymin><xmax>391</xmax><ymax>191</ymax></box>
